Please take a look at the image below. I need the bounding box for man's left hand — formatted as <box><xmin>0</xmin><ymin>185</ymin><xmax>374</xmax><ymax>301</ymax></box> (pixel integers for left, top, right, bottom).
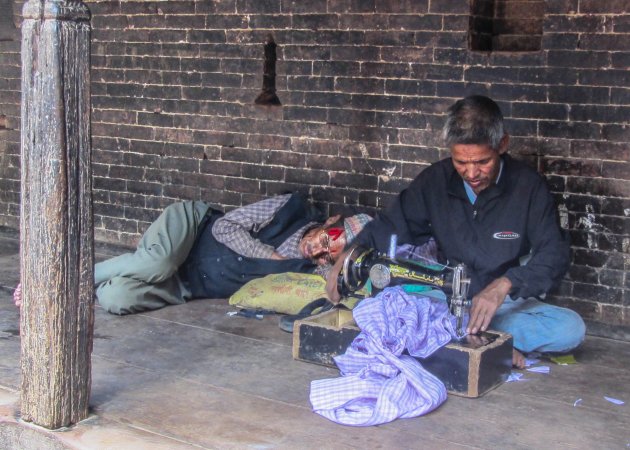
<box><xmin>467</xmin><ymin>276</ymin><xmax>512</xmax><ymax>335</ymax></box>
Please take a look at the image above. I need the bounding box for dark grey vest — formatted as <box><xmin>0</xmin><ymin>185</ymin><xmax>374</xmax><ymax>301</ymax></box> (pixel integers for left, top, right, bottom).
<box><xmin>181</xmin><ymin>194</ymin><xmax>324</xmax><ymax>299</ymax></box>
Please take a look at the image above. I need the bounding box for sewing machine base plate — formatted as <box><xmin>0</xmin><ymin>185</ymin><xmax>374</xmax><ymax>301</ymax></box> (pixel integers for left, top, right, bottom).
<box><xmin>293</xmin><ymin>308</ymin><xmax>513</xmax><ymax>398</ymax></box>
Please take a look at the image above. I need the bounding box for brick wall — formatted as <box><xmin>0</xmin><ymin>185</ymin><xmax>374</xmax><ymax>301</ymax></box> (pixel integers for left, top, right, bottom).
<box><xmin>0</xmin><ymin>0</ymin><xmax>628</xmax><ymax>338</ymax></box>
<box><xmin>0</xmin><ymin>0</ymin><xmax>21</xmax><ymax>226</ymax></box>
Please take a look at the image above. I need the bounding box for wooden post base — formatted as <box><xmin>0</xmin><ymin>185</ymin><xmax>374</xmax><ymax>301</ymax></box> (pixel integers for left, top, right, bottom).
<box><xmin>293</xmin><ymin>308</ymin><xmax>513</xmax><ymax>398</ymax></box>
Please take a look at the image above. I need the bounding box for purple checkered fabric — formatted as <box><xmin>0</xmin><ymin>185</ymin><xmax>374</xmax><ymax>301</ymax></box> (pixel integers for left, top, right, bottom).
<box><xmin>310</xmin><ymin>286</ymin><xmax>457</xmax><ymax>426</ymax></box>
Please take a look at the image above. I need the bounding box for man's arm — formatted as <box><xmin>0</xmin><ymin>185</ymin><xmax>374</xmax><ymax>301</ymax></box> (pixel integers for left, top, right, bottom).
<box><xmin>211</xmin><ymin>194</ymin><xmax>292</xmax><ymax>259</ymax></box>
<box><xmin>468</xmin><ymin>178</ymin><xmax>570</xmax><ymax>334</ymax></box>
<box><xmin>503</xmin><ymin>179</ymin><xmax>570</xmax><ymax>299</ymax></box>
<box><xmin>324</xmin><ymin>247</ymin><xmax>349</xmax><ymax>303</ymax></box>
<box><xmin>325</xmin><ymin>177</ymin><xmax>433</xmax><ymax>302</ymax></box>
<box><xmin>353</xmin><ymin>179</ymin><xmax>434</xmax><ymax>253</ymax></box>
<box><xmin>325</xmin><ymin>207</ymin><xmax>400</xmax><ymax>303</ymax></box>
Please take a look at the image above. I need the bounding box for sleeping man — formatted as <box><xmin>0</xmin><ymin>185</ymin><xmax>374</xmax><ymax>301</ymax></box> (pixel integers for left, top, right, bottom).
<box><xmin>14</xmin><ymin>193</ymin><xmax>371</xmax><ymax>315</ymax></box>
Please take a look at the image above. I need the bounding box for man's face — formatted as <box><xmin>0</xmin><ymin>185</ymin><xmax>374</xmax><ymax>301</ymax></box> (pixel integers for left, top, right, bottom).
<box><xmin>451</xmin><ymin>137</ymin><xmax>508</xmax><ymax>195</ymax></box>
<box><xmin>299</xmin><ymin>226</ymin><xmax>347</xmax><ymax>265</ymax></box>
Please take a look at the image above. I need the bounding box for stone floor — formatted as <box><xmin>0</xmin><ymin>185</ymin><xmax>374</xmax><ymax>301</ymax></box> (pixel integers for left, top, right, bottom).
<box><xmin>0</xmin><ymin>227</ymin><xmax>629</xmax><ymax>449</ymax></box>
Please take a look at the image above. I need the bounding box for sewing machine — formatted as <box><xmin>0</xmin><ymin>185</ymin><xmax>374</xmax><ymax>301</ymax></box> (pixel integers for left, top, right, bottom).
<box><xmin>336</xmin><ymin>236</ymin><xmax>471</xmax><ymax>337</ymax></box>
<box><xmin>293</xmin><ymin>235</ymin><xmax>514</xmax><ymax>397</ymax></box>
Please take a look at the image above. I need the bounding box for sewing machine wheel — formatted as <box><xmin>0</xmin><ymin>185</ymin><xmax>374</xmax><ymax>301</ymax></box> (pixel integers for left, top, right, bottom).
<box><xmin>339</xmin><ymin>246</ymin><xmax>372</xmax><ymax>294</ymax></box>
<box><xmin>369</xmin><ymin>263</ymin><xmax>391</xmax><ymax>289</ymax></box>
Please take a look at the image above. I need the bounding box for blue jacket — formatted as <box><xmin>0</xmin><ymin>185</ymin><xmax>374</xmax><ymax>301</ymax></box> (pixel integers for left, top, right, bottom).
<box><xmin>355</xmin><ymin>154</ymin><xmax>570</xmax><ymax>299</ymax></box>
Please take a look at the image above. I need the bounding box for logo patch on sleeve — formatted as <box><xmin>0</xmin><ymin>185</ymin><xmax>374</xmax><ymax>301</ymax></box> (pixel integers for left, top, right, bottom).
<box><xmin>493</xmin><ymin>231</ymin><xmax>520</xmax><ymax>240</ymax></box>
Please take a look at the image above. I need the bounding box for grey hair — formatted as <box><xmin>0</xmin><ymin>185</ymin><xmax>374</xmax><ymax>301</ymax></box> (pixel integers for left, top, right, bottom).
<box><xmin>442</xmin><ymin>95</ymin><xmax>505</xmax><ymax>150</ymax></box>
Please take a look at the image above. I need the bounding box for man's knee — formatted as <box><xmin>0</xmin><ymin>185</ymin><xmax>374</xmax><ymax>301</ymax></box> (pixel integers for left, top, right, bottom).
<box><xmin>551</xmin><ymin>307</ymin><xmax>586</xmax><ymax>352</ymax></box>
<box><xmin>491</xmin><ymin>299</ymin><xmax>586</xmax><ymax>353</ymax></box>
<box><xmin>140</xmin><ymin>250</ymin><xmax>180</xmax><ymax>283</ymax></box>
<box><xmin>96</xmin><ymin>278</ymin><xmax>141</xmax><ymax>315</ymax></box>
<box><xmin>96</xmin><ymin>276</ymin><xmax>173</xmax><ymax>315</ymax></box>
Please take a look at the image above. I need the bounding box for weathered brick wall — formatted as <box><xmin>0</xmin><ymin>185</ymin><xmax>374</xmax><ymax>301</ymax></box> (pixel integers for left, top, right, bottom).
<box><xmin>0</xmin><ymin>0</ymin><xmax>21</xmax><ymax>226</ymax></box>
<box><xmin>0</xmin><ymin>0</ymin><xmax>628</xmax><ymax>338</ymax></box>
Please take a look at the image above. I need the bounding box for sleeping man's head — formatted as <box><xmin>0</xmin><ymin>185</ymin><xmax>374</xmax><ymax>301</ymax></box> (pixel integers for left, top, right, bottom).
<box><xmin>299</xmin><ymin>214</ymin><xmax>372</xmax><ymax>265</ymax></box>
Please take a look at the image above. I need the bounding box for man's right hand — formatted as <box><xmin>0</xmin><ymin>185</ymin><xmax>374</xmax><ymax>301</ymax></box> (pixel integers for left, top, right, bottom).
<box><xmin>325</xmin><ymin>248</ymin><xmax>351</xmax><ymax>304</ymax></box>
<box><xmin>270</xmin><ymin>252</ymin><xmax>286</xmax><ymax>260</ymax></box>
<box><xmin>467</xmin><ymin>276</ymin><xmax>511</xmax><ymax>334</ymax></box>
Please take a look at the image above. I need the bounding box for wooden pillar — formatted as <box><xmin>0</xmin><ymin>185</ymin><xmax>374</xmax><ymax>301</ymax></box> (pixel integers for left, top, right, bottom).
<box><xmin>20</xmin><ymin>0</ymin><xmax>94</xmax><ymax>429</ymax></box>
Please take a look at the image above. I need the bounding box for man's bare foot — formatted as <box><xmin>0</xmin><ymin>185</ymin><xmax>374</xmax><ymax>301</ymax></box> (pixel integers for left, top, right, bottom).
<box><xmin>513</xmin><ymin>348</ymin><xmax>525</xmax><ymax>369</ymax></box>
<box><xmin>13</xmin><ymin>283</ymin><xmax>21</xmax><ymax>308</ymax></box>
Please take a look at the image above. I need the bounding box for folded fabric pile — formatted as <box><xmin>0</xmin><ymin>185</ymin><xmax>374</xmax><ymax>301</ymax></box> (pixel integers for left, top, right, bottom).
<box><xmin>310</xmin><ymin>286</ymin><xmax>458</xmax><ymax>426</ymax></box>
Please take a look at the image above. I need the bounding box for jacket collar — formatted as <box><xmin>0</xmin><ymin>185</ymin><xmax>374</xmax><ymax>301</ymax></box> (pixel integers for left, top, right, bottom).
<box><xmin>447</xmin><ymin>154</ymin><xmax>513</xmax><ymax>204</ymax></box>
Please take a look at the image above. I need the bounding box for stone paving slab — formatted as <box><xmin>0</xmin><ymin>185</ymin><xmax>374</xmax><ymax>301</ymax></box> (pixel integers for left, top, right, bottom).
<box><xmin>1</xmin><ymin>387</ymin><xmax>206</xmax><ymax>450</ymax></box>
<box><xmin>91</xmin><ymin>304</ymin><xmax>331</xmax><ymax>407</ymax></box>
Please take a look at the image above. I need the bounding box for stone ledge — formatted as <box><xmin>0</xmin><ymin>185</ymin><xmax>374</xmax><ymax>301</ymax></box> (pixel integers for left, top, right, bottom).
<box><xmin>0</xmin><ymin>388</ymin><xmax>196</xmax><ymax>450</ymax></box>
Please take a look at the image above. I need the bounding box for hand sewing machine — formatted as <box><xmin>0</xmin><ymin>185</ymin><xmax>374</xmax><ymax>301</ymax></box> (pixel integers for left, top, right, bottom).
<box><xmin>336</xmin><ymin>235</ymin><xmax>471</xmax><ymax>337</ymax></box>
<box><xmin>325</xmin><ymin>234</ymin><xmax>513</xmax><ymax>397</ymax></box>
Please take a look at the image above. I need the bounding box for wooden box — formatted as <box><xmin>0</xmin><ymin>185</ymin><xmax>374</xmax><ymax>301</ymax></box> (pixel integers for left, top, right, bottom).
<box><xmin>292</xmin><ymin>308</ymin><xmax>359</xmax><ymax>367</ymax></box>
<box><xmin>293</xmin><ymin>308</ymin><xmax>513</xmax><ymax>398</ymax></box>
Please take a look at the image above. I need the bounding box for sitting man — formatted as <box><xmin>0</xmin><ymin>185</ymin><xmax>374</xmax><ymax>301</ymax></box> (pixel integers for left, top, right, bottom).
<box><xmin>94</xmin><ymin>193</ymin><xmax>371</xmax><ymax>315</ymax></box>
<box><xmin>15</xmin><ymin>193</ymin><xmax>371</xmax><ymax>315</ymax></box>
<box><xmin>326</xmin><ymin>95</ymin><xmax>585</xmax><ymax>368</ymax></box>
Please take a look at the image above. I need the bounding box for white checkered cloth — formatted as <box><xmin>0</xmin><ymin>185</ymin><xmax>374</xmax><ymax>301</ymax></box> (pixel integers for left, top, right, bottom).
<box><xmin>310</xmin><ymin>286</ymin><xmax>457</xmax><ymax>426</ymax></box>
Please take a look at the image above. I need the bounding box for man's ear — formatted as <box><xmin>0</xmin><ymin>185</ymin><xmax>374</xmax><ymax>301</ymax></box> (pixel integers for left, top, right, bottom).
<box><xmin>498</xmin><ymin>134</ymin><xmax>510</xmax><ymax>155</ymax></box>
<box><xmin>324</xmin><ymin>214</ymin><xmax>342</xmax><ymax>227</ymax></box>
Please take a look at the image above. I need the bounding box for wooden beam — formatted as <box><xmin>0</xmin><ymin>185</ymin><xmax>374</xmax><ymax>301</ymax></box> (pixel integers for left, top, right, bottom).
<box><xmin>20</xmin><ymin>0</ymin><xmax>94</xmax><ymax>429</ymax></box>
